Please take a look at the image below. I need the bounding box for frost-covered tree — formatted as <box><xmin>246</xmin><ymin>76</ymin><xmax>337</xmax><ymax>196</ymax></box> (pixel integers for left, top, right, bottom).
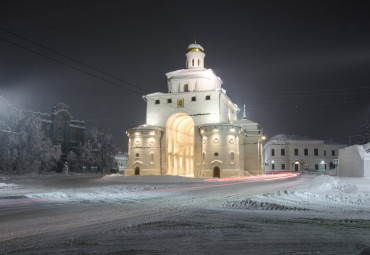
<box><xmin>81</xmin><ymin>127</ymin><xmax>117</xmax><ymax>173</ymax></box>
<box><xmin>0</xmin><ymin>95</ymin><xmax>62</xmax><ymax>173</ymax></box>
<box><xmin>360</xmin><ymin>117</ymin><xmax>370</xmax><ymax>144</ymax></box>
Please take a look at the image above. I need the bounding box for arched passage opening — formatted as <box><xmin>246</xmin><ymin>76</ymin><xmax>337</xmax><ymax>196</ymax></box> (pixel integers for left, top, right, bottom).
<box><xmin>213</xmin><ymin>166</ymin><xmax>220</xmax><ymax>178</ymax></box>
<box><xmin>135</xmin><ymin>167</ymin><xmax>140</xmax><ymax>175</ymax></box>
<box><xmin>166</xmin><ymin>113</ymin><xmax>194</xmax><ymax>176</ymax></box>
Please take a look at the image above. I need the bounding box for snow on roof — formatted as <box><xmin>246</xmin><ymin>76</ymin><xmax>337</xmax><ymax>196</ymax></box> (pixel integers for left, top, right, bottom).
<box><xmin>266</xmin><ymin>134</ymin><xmax>323</xmax><ymax>145</ymax></box>
<box><xmin>130</xmin><ymin>124</ymin><xmax>163</xmax><ymax>131</ymax></box>
<box><xmin>165</xmin><ymin>67</ymin><xmax>215</xmax><ymax>80</ymax></box>
<box><xmin>186</xmin><ymin>43</ymin><xmax>204</xmax><ymax>52</ymax></box>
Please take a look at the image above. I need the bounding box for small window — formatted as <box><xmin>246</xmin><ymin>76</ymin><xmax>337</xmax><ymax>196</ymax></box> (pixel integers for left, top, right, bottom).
<box><xmin>281</xmin><ymin>164</ymin><xmax>285</xmax><ymax>170</ymax></box>
<box><xmin>184</xmin><ymin>84</ymin><xmax>189</xmax><ymax>92</ymax></box>
<box><xmin>304</xmin><ymin>149</ymin><xmax>308</xmax><ymax>156</ymax></box>
<box><xmin>192</xmin><ymin>59</ymin><xmax>194</xmax><ymax>66</ymax></box>
<box><xmin>324</xmin><ymin>150</ymin><xmax>326</xmax><ymax>156</ymax></box>
<box><xmin>281</xmin><ymin>149</ymin><xmax>285</xmax><ymax>156</ymax></box>
<box><xmin>332</xmin><ymin>150</ymin><xmax>335</xmax><ymax>156</ymax></box>
<box><xmin>155</xmin><ymin>99</ymin><xmax>160</xmax><ymax>104</ymax></box>
<box><xmin>135</xmin><ymin>153</ymin><xmax>139</xmax><ymax>158</ymax></box>
<box><xmin>230</xmin><ymin>152</ymin><xmax>234</xmax><ymax>161</ymax></box>
<box><xmin>314</xmin><ymin>148</ymin><xmax>318</xmax><ymax>156</ymax></box>
<box><xmin>167</xmin><ymin>98</ymin><xmax>172</xmax><ymax>103</ymax></box>
<box><xmin>272</xmin><ymin>164</ymin><xmax>275</xmax><ymax>170</ymax></box>
<box><xmin>214</xmin><ymin>152</ymin><xmax>219</xmax><ymax>157</ymax></box>
<box><xmin>205</xmin><ymin>95</ymin><xmax>211</xmax><ymax>100</ymax></box>
<box><xmin>202</xmin><ymin>152</ymin><xmax>205</xmax><ymax>163</ymax></box>
<box><xmin>271</xmin><ymin>149</ymin><xmax>275</xmax><ymax>156</ymax></box>
<box><xmin>191</xmin><ymin>96</ymin><xmax>196</xmax><ymax>101</ymax></box>
<box><xmin>315</xmin><ymin>164</ymin><xmax>319</xmax><ymax>170</ymax></box>
<box><xmin>294</xmin><ymin>148</ymin><xmax>298</xmax><ymax>156</ymax></box>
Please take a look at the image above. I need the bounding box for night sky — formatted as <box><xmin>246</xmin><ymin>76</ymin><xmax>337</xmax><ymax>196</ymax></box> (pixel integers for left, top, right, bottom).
<box><xmin>0</xmin><ymin>0</ymin><xmax>369</xmax><ymax>150</ymax></box>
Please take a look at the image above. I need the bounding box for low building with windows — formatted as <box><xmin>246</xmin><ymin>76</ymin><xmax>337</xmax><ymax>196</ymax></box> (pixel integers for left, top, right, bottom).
<box><xmin>114</xmin><ymin>152</ymin><xmax>128</xmax><ymax>173</ymax></box>
<box><xmin>38</xmin><ymin>103</ymin><xmax>85</xmax><ymax>153</ymax></box>
<box><xmin>125</xmin><ymin>42</ymin><xmax>265</xmax><ymax>178</ymax></box>
<box><xmin>263</xmin><ymin>134</ymin><xmax>346</xmax><ymax>172</ymax></box>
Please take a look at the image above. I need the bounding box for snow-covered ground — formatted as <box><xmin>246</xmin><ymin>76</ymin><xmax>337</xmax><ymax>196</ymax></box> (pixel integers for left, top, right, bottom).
<box><xmin>226</xmin><ymin>175</ymin><xmax>370</xmax><ymax>216</ymax></box>
<box><xmin>1</xmin><ymin>173</ymin><xmax>370</xmax><ymax>254</ymax></box>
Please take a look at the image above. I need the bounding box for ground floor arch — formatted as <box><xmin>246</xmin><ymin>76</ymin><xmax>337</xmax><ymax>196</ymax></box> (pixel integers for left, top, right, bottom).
<box><xmin>166</xmin><ymin>113</ymin><xmax>194</xmax><ymax>176</ymax></box>
<box><xmin>213</xmin><ymin>166</ymin><xmax>220</xmax><ymax>178</ymax></box>
<box><xmin>135</xmin><ymin>167</ymin><xmax>140</xmax><ymax>175</ymax></box>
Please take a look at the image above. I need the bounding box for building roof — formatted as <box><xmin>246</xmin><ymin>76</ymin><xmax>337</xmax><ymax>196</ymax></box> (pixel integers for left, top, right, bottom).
<box><xmin>265</xmin><ymin>134</ymin><xmax>346</xmax><ymax>146</ymax></box>
<box><xmin>186</xmin><ymin>43</ymin><xmax>204</xmax><ymax>53</ymax></box>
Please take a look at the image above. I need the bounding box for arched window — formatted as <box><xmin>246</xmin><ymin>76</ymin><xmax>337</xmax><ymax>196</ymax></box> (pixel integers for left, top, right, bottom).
<box><xmin>192</xmin><ymin>59</ymin><xmax>194</xmax><ymax>66</ymax></box>
<box><xmin>198</xmin><ymin>59</ymin><xmax>200</xmax><ymax>66</ymax></box>
<box><xmin>184</xmin><ymin>84</ymin><xmax>189</xmax><ymax>92</ymax></box>
<box><xmin>202</xmin><ymin>152</ymin><xmax>205</xmax><ymax>163</ymax></box>
<box><xmin>135</xmin><ymin>153</ymin><xmax>139</xmax><ymax>158</ymax></box>
<box><xmin>214</xmin><ymin>152</ymin><xmax>219</xmax><ymax>157</ymax></box>
<box><xmin>231</xmin><ymin>152</ymin><xmax>235</xmax><ymax>161</ymax></box>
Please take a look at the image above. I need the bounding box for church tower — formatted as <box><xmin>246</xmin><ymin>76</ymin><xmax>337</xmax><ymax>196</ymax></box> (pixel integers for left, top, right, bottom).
<box><xmin>186</xmin><ymin>43</ymin><xmax>205</xmax><ymax>68</ymax></box>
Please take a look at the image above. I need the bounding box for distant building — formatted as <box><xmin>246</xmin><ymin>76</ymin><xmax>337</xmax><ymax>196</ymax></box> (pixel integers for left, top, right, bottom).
<box><xmin>337</xmin><ymin>143</ymin><xmax>370</xmax><ymax>177</ymax></box>
<box><xmin>125</xmin><ymin>42</ymin><xmax>264</xmax><ymax>178</ymax></box>
<box><xmin>114</xmin><ymin>152</ymin><xmax>128</xmax><ymax>172</ymax></box>
<box><xmin>38</xmin><ymin>103</ymin><xmax>85</xmax><ymax>153</ymax></box>
<box><xmin>263</xmin><ymin>134</ymin><xmax>346</xmax><ymax>172</ymax></box>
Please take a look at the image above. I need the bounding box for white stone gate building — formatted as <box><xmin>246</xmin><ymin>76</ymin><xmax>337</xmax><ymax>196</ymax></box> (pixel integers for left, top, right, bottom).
<box><xmin>125</xmin><ymin>43</ymin><xmax>264</xmax><ymax>178</ymax></box>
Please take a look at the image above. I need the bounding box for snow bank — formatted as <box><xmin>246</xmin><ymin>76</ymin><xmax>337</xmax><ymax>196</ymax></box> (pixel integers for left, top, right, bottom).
<box><xmin>0</xmin><ymin>182</ymin><xmax>22</xmax><ymax>191</ymax></box>
<box><xmin>25</xmin><ymin>184</ymin><xmax>164</xmax><ymax>202</ymax></box>
<box><xmin>227</xmin><ymin>175</ymin><xmax>370</xmax><ymax>213</ymax></box>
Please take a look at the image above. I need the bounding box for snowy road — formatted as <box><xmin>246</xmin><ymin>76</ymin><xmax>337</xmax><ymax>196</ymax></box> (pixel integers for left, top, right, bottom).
<box><xmin>0</xmin><ymin>174</ymin><xmax>369</xmax><ymax>254</ymax></box>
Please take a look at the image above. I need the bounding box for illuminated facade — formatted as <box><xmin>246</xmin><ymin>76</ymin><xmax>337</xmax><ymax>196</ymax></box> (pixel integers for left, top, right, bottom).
<box><xmin>125</xmin><ymin>43</ymin><xmax>264</xmax><ymax>177</ymax></box>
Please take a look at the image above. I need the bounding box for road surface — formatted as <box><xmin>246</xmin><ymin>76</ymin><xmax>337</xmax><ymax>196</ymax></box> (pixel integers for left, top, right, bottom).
<box><xmin>0</xmin><ymin>174</ymin><xmax>369</xmax><ymax>254</ymax></box>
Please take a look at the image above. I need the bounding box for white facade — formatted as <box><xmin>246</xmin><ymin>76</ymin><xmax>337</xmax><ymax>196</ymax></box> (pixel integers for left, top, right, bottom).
<box><xmin>263</xmin><ymin>134</ymin><xmax>346</xmax><ymax>172</ymax></box>
<box><xmin>337</xmin><ymin>143</ymin><xmax>370</xmax><ymax>177</ymax></box>
<box><xmin>126</xmin><ymin>43</ymin><xmax>264</xmax><ymax>178</ymax></box>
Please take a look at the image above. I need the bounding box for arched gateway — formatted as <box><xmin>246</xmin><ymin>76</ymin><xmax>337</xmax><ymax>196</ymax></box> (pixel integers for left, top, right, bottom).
<box><xmin>166</xmin><ymin>113</ymin><xmax>194</xmax><ymax>176</ymax></box>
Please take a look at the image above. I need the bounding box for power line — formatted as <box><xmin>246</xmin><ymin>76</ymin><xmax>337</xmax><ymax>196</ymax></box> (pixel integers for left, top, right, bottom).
<box><xmin>0</xmin><ymin>26</ymin><xmax>149</xmax><ymax>94</ymax></box>
<box><xmin>0</xmin><ymin>29</ymin><xmax>224</xmax><ymax>124</ymax></box>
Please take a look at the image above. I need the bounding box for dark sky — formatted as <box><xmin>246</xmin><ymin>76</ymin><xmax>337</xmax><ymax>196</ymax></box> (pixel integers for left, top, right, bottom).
<box><xmin>0</xmin><ymin>0</ymin><xmax>369</xmax><ymax>150</ymax></box>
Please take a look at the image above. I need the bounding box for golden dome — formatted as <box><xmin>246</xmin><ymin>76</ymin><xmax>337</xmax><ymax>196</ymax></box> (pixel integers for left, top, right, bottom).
<box><xmin>186</xmin><ymin>43</ymin><xmax>204</xmax><ymax>53</ymax></box>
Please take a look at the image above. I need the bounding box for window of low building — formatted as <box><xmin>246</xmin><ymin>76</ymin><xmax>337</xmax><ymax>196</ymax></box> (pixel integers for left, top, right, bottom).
<box><xmin>281</xmin><ymin>164</ymin><xmax>285</xmax><ymax>170</ymax></box>
<box><xmin>281</xmin><ymin>149</ymin><xmax>285</xmax><ymax>156</ymax></box>
<box><xmin>304</xmin><ymin>148</ymin><xmax>308</xmax><ymax>156</ymax></box>
<box><xmin>324</xmin><ymin>150</ymin><xmax>326</xmax><ymax>156</ymax></box>
<box><xmin>332</xmin><ymin>150</ymin><xmax>335</xmax><ymax>156</ymax></box>
<box><xmin>167</xmin><ymin>98</ymin><xmax>172</xmax><ymax>103</ymax></box>
<box><xmin>191</xmin><ymin>96</ymin><xmax>196</xmax><ymax>101</ymax></box>
<box><xmin>294</xmin><ymin>148</ymin><xmax>298</xmax><ymax>156</ymax></box>
<box><xmin>214</xmin><ymin>152</ymin><xmax>219</xmax><ymax>157</ymax></box>
<box><xmin>155</xmin><ymin>99</ymin><xmax>160</xmax><ymax>104</ymax></box>
<box><xmin>315</xmin><ymin>164</ymin><xmax>319</xmax><ymax>170</ymax></box>
<box><xmin>314</xmin><ymin>148</ymin><xmax>318</xmax><ymax>156</ymax></box>
<box><xmin>271</xmin><ymin>149</ymin><xmax>275</xmax><ymax>156</ymax></box>
<box><xmin>272</xmin><ymin>164</ymin><xmax>275</xmax><ymax>170</ymax></box>
<box><xmin>206</xmin><ymin>95</ymin><xmax>211</xmax><ymax>100</ymax></box>
<box><xmin>135</xmin><ymin>153</ymin><xmax>139</xmax><ymax>158</ymax></box>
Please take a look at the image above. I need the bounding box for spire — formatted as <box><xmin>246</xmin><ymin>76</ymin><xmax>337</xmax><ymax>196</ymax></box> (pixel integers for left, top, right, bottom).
<box><xmin>242</xmin><ymin>104</ymin><xmax>247</xmax><ymax>119</ymax></box>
